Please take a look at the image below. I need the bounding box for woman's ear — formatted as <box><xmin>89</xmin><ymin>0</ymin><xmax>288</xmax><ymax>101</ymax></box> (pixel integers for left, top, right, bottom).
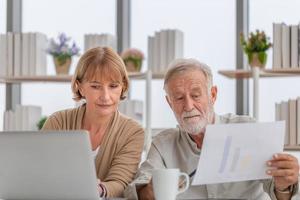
<box><xmin>76</xmin><ymin>80</ymin><xmax>84</xmax><ymax>97</ymax></box>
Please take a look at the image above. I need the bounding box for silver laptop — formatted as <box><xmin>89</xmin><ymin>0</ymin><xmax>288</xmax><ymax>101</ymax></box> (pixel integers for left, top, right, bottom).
<box><xmin>0</xmin><ymin>131</ymin><xmax>99</xmax><ymax>200</ymax></box>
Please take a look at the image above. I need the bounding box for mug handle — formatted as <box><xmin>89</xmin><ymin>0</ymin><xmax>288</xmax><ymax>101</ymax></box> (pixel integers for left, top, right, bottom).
<box><xmin>177</xmin><ymin>172</ymin><xmax>190</xmax><ymax>195</ymax></box>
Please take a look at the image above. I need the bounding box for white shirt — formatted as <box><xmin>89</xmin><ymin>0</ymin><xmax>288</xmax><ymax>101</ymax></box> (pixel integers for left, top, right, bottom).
<box><xmin>92</xmin><ymin>146</ymin><xmax>100</xmax><ymax>160</ymax></box>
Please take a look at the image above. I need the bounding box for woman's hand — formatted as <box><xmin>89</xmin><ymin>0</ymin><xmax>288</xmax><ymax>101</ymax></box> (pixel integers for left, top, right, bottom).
<box><xmin>137</xmin><ymin>180</ymin><xmax>154</xmax><ymax>200</ymax></box>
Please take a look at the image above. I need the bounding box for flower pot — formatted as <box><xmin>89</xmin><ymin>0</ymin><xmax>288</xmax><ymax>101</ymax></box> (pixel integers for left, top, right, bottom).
<box><xmin>124</xmin><ymin>58</ymin><xmax>142</xmax><ymax>72</ymax></box>
<box><xmin>248</xmin><ymin>52</ymin><xmax>267</xmax><ymax>68</ymax></box>
<box><xmin>53</xmin><ymin>57</ymin><xmax>72</xmax><ymax>75</ymax></box>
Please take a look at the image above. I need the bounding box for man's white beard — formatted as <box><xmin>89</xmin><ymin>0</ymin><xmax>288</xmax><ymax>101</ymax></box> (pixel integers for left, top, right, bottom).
<box><xmin>175</xmin><ymin>104</ymin><xmax>214</xmax><ymax>135</ymax></box>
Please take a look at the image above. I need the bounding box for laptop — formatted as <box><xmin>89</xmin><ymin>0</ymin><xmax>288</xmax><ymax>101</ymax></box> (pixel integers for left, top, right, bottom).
<box><xmin>0</xmin><ymin>131</ymin><xmax>100</xmax><ymax>200</ymax></box>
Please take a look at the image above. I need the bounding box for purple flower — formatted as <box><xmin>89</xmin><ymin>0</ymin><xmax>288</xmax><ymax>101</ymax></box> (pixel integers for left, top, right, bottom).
<box><xmin>58</xmin><ymin>33</ymin><xmax>68</xmax><ymax>45</ymax></box>
<box><xmin>71</xmin><ymin>43</ymin><xmax>80</xmax><ymax>55</ymax></box>
<box><xmin>47</xmin><ymin>33</ymin><xmax>80</xmax><ymax>57</ymax></box>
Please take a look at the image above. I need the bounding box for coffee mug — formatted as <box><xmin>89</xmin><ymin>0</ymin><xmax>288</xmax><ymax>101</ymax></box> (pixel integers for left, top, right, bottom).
<box><xmin>152</xmin><ymin>168</ymin><xmax>190</xmax><ymax>200</ymax></box>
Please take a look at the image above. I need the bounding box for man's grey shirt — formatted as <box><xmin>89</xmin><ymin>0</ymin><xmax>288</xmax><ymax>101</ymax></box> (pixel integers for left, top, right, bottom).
<box><xmin>124</xmin><ymin>113</ymin><xmax>298</xmax><ymax>199</ymax></box>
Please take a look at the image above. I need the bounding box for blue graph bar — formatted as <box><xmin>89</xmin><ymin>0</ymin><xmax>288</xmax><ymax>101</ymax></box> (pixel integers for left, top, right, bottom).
<box><xmin>218</xmin><ymin>136</ymin><xmax>232</xmax><ymax>173</ymax></box>
<box><xmin>230</xmin><ymin>147</ymin><xmax>240</xmax><ymax>172</ymax></box>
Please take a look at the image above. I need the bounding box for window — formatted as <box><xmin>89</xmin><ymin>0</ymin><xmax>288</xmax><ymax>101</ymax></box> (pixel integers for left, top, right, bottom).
<box><xmin>21</xmin><ymin>0</ymin><xmax>115</xmax><ymax>116</ymax></box>
<box><xmin>0</xmin><ymin>0</ymin><xmax>6</xmax><ymax>130</ymax></box>
<box><xmin>0</xmin><ymin>0</ymin><xmax>5</xmax><ymax>33</ymax></box>
<box><xmin>249</xmin><ymin>0</ymin><xmax>300</xmax><ymax>121</ymax></box>
<box><xmin>131</xmin><ymin>0</ymin><xmax>236</xmax><ymax>128</ymax></box>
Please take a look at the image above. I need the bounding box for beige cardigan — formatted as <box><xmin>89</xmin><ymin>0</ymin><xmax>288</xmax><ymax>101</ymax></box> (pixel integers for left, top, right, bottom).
<box><xmin>42</xmin><ymin>104</ymin><xmax>144</xmax><ymax>197</ymax></box>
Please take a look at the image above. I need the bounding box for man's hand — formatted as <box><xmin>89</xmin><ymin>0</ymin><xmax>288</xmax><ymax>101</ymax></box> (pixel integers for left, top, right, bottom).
<box><xmin>137</xmin><ymin>180</ymin><xmax>154</xmax><ymax>200</ymax></box>
<box><xmin>267</xmin><ymin>153</ymin><xmax>299</xmax><ymax>191</ymax></box>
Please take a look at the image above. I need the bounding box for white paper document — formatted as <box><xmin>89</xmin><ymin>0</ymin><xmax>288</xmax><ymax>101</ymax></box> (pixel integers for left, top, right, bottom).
<box><xmin>192</xmin><ymin>121</ymin><xmax>285</xmax><ymax>185</ymax></box>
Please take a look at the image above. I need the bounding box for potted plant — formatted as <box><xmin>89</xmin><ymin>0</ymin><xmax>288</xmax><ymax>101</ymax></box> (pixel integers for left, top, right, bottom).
<box><xmin>240</xmin><ymin>30</ymin><xmax>272</xmax><ymax>68</ymax></box>
<box><xmin>121</xmin><ymin>48</ymin><xmax>144</xmax><ymax>72</ymax></box>
<box><xmin>37</xmin><ymin>116</ymin><xmax>47</xmax><ymax>130</ymax></box>
<box><xmin>47</xmin><ymin>33</ymin><xmax>80</xmax><ymax>75</ymax></box>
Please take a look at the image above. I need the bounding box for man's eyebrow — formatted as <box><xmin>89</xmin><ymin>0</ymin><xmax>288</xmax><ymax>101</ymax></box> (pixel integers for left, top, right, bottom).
<box><xmin>191</xmin><ymin>86</ymin><xmax>203</xmax><ymax>91</ymax></box>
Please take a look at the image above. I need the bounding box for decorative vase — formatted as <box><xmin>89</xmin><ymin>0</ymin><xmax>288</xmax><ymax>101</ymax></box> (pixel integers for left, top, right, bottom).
<box><xmin>248</xmin><ymin>52</ymin><xmax>267</xmax><ymax>68</ymax></box>
<box><xmin>53</xmin><ymin>57</ymin><xmax>72</xmax><ymax>75</ymax></box>
<box><xmin>124</xmin><ymin>58</ymin><xmax>142</xmax><ymax>72</ymax></box>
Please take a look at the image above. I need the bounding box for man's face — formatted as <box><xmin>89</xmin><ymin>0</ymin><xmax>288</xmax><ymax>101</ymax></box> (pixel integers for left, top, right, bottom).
<box><xmin>166</xmin><ymin>70</ymin><xmax>217</xmax><ymax>135</ymax></box>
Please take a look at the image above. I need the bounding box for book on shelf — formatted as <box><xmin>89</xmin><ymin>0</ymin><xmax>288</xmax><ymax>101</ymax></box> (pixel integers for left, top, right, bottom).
<box><xmin>281</xmin><ymin>23</ymin><xmax>290</xmax><ymax>68</ymax></box>
<box><xmin>3</xmin><ymin>105</ymin><xmax>42</xmax><ymax>131</ymax></box>
<box><xmin>22</xmin><ymin>32</ymin><xmax>30</xmax><ymax>76</ymax></box>
<box><xmin>13</xmin><ymin>33</ymin><xmax>22</xmax><ymax>76</ymax></box>
<box><xmin>148</xmin><ymin>29</ymin><xmax>184</xmax><ymax>74</ymax></box>
<box><xmin>291</xmin><ymin>25</ymin><xmax>299</xmax><ymax>68</ymax></box>
<box><xmin>288</xmin><ymin>99</ymin><xmax>297</xmax><ymax>145</ymax></box>
<box><xmin>0</xmin><ymin>34</ymin><xmax>7</xmax><ymax>76</ymax></box>
<box><xmin>153</xmin><ymin>31</ymin><xmax>161</xmax><ymax>73</ymax></box>
<box><xmin>276</xmin><ymin>98</ymin><xmax>300</xmax><ymax>146</ymax></box>
<box><xmin>272</xmin><ymin>22</ymin><xmax>300</xmax><ymax>69</ymax></box>
<box><xmin>279</xmin><ymin>101</ymin><xmax>289</xmax><ymax>145</ymax></box>
<box><xmin>273</xmin><ymin>23</ymin><xmax>282</xmax><ymax>69</ymax></box>
<box><xmin>7</xmin><ymin>32</ymin><xmax>13</xmax><ymax>77</ymax></box>
<box><xmin>84</xmin><ymin>33</ymin><xmax>117</xmax><ymax>52</ymax></box>
<box><xmin>0</xmin><ymin>32</ymin><xmax>47</xmax><ymax>77</ymax></box>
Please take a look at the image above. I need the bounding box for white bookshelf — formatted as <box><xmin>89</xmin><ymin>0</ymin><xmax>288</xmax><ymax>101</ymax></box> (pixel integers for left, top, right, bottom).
<box><xmin>0</xmin><ymin>72</ymin><xmax>165</xmax><ymax>83</ymax></box>
<box><xmin>218</xmin><ymin>68</ymin><xmax>300</xmax><ymax>79</ymax></box>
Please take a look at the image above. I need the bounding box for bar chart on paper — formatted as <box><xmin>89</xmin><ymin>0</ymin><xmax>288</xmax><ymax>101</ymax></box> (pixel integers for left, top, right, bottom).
<box><xmin>192</xmin><ymin>121</ymin><xmax>285</xmax><ymax>185</ymax></box>
<box><xmin>218</xmin><ymin>136</ymin><xmax>254</xmax><ymax>174</ymax></box>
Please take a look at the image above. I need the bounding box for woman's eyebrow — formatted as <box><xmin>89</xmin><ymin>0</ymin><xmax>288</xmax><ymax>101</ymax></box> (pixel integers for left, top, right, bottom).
<box><xmin>89</xmin><ymin>81</ymin><xmax>100</xmax><ymax>84</ymax></box>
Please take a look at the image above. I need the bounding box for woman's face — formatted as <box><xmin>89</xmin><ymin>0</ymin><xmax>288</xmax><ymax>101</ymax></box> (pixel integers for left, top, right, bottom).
<box><xmin>79</xmin><ymin>76</ymin><xmax>123</xmax><ymax>118</ymax></box>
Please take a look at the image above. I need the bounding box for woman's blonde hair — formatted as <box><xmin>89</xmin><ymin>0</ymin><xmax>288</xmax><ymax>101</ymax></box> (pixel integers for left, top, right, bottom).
<box><xmin>71</xmin><ymin>47</ymin><xmax>129</xmax><ymax>101</ymax></box>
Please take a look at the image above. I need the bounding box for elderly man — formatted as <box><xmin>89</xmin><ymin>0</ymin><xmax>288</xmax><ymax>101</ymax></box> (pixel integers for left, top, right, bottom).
<box><xmin>124</xmin><ymin>58</ymin><xmax>299</xmax><ymax>200</ymax></box>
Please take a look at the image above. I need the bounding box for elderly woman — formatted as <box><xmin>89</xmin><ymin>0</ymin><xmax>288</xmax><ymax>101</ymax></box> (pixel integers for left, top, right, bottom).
<box><xmin>42</xmin><ymin>47</ymin><xmax>144</xmax><ymax>197</ymax></box>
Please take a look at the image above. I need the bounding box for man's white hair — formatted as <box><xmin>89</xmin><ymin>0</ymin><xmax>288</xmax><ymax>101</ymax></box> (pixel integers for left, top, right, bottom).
<box><xmin>163</xmin><ymin>58</ymin><xmax>213</xmax><ymax>93</ymax></box>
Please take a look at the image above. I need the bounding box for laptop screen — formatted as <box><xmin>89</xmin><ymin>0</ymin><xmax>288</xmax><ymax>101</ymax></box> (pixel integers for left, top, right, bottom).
<box><xmin>0</xmin><ymin>131</ymin><xmax>99</xmax><ymax>200</ymax></box>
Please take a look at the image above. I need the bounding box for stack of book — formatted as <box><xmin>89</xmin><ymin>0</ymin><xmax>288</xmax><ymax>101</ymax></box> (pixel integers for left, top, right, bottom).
<box><xmin>118</xmin><ymin>100</ymin><xmax>143</xmax><ymax>125</ymax></box>
<box><xmin>275</xmin><ymin>98</ymin><xmax>300</xmax><ymax>146</ymax></box>
<box><xmin>273</xmin><ymin>23</ymin><xmax>300</xmax><ymax>69</ymax></box>
<box><xmin>147</xmin><ymin>29</ymin><xmax>184</xmax><ymax>73</ymax></box>
<box><xmin>3</xmin><ymin>105</ymin><xmax>42</xmax><ymax>131</ymax></box>
<box><xmin>0</xmin><ymin>32</ymin><xmax>47</xmax><ymax>77</ymax></box>
<box><xmin>84</xmin><ymin>33</ymin><xmax>117</xmax><ymax>52</ymax></box>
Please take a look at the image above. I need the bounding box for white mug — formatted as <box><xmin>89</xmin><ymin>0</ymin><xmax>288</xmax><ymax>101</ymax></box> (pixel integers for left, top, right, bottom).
<box><xmin>152</xmin><ymin>168</ymin><xmax>190</xmax><ymax>200</ymax></box>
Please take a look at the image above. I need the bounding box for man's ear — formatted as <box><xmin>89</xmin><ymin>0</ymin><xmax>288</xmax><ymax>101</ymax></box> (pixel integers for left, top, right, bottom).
<box><xmin>210</xmin><ymin>86</ymin><xmax>218</xmax><ymax>105</ymax></box>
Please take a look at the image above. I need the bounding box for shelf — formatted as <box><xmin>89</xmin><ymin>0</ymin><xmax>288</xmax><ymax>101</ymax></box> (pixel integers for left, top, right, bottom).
<box><xmin>129</xmin><ymin>72</ymin><xmax>165</xmax><ymax>80</ymax></box>
<box><xmin>0</xmin><ymin>75</ymin><xmax>72</xmax><ymax>83</ymax></box>
<box><xmin>284</xmin><ymin>145</ymin><xmax>300</xmax><ymax>151</ymax></box>
<box><xmin>0</xmin><ymin>72</ymin><xmax>165</xmax><ymax>83</ymax></box>
<box><xmin>218</xmin><ymin>68</ymin><xmax>300</xmax><ymax>79</ymax></box>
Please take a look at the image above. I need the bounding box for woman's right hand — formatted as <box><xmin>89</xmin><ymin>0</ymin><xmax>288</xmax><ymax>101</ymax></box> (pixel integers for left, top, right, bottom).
<box><xmin>137</xmin><ymin>180</ymin><xmax>154</xmax><ymax>200</ymax></box>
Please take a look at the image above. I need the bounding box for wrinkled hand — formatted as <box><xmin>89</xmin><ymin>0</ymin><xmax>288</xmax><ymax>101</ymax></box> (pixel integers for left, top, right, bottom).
<box><xmin>267</xmin><ymin>153</ymin><xmax>299</xmax><ymax>190</ymax></box>
<box><xmin>137</xmin><ymin>180</ymin><xmax>154</xmax><ymax>200</ymax></box>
